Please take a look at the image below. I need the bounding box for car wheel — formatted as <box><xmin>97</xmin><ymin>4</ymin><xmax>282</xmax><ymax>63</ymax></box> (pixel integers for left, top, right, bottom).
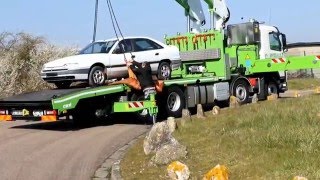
<box><xmin>157</xmin><ymin>62</ymin><xmax>171</xmax><ymax>80</ymax></box>
<box><xmin>88</xmin><ymin>66</ymin><xmax>106</xmax><ymax>87</ymax></box>
<box><xmin>55</xmin><ymin>81</ymin><xmax>72</xmax><ymax>89</ymax></box>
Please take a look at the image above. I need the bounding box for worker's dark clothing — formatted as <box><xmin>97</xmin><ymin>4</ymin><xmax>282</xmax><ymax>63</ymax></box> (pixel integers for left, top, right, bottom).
<box><xmin>130</xmin><ymin>61</ymin><xmax>156</xmax><ymax>99</ymax></box>
<box><xmin>130</xmin><ymin>61</ymin><xmax>154</xmax><ymax>89</ymax></box>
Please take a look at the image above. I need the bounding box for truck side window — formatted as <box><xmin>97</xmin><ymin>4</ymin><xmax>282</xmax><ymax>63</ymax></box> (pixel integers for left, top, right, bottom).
<box><xmin>269</xmin><ymin>32</ymin><xmax>282</xmax><ymax>51</ymax></box>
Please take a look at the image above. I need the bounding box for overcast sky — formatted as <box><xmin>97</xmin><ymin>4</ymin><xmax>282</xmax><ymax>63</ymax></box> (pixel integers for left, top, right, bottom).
<box><xmin>0</xmin><ymin>0</ymin><xmax>319</xmax><ymax>47</ymax></box>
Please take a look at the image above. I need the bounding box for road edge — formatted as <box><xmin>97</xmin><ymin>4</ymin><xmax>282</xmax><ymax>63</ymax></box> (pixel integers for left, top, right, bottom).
<box><xmin>93</xmin><ymin>133</ymin><xmax>146</xmax><ymax>180</ymax></box>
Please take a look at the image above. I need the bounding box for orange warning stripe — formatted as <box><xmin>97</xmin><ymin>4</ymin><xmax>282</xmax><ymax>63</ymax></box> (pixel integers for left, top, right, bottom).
<box><xmin>41</xmin><ymin>115</ymin><xmax>57</xmax><ymax>122</ymax></box>
<box><xmin>0</xmin><ymin>115</ymin><xmax>13</xmax><ymax>121</ymax></box>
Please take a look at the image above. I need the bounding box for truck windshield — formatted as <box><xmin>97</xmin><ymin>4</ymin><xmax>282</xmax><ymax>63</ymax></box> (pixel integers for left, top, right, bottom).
<box><xmin>79</xmin><ymin>40</ymin><xmax>117</xmax><ymax>54</ymax></box>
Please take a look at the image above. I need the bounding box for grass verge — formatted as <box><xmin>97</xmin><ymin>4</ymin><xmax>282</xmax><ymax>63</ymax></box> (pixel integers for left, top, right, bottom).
<box><xmin>288</xmin><ymin>78</ymin><xmax>320</xmax><ymax>90</ymax></box>
<box><xmin>121</xmin><ymin>95</ymin><xmax>320</xmax><ymax>179</ymax></box>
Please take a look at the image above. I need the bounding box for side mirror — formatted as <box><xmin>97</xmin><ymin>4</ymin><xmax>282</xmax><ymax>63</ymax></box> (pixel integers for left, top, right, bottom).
<box><xmin>281</xmin><ymin>33</ymin><xmax>287</xmax><ymax>51</ymax></box>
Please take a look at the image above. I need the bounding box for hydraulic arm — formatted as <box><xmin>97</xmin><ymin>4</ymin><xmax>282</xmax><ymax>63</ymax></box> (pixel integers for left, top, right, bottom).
<box><xmin>175</xmin><ymin>0</ymin><xmax>206</xmax><ymax>33</ymax></box>
<box><xmin>175</xmin><ymin>0</ymin><xmax>230</xmax><ymax>32</ymax></box>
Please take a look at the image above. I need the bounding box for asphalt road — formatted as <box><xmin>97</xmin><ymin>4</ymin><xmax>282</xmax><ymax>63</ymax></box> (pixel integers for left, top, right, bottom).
<box><xmin>0</xmin><ymin>90</ymin><xmax>314</xmax><ymax>180</ymax></box>
<box><xmin>0</xmin><ymin>120</ymin><xmax>149</xmax><ymax>180</ymax></box>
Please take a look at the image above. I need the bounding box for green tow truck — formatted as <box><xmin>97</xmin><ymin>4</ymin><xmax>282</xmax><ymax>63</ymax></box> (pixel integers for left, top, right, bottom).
<box><xmin>1</xmin><ymin>0</ymin><xmax>320</xmax><ymax>123</ymax></box>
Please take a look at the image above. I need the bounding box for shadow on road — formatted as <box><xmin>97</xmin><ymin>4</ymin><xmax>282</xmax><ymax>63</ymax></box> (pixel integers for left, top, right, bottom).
<box><xmin>10</xmin><ymin>113</ymin><xmax>150</xmax><ymax>131</ymax></box>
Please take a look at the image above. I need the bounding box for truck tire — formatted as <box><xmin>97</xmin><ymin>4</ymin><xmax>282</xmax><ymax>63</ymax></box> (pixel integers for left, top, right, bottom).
<box><xmin>55</xmin><ymin>81</ymin><xmax>72</xmax><ymax>89</ymax></box>
<box><xmin>165</xmin><ymin>86</ymin><xmax>185</xmax><ymax>117</ymax></box>
<box><xmin>88</xmin><ymin>66</ymin><xmax>106</xmax><ymax>87</ymax></box>
<box><xmin>232</xmin><ymin>79</ymin><xmax>250</xmax><ymax>105</ymax></box>
<box><xmin>157</xmin><ymin>62</ymin><xmax>171</xmax><ymax>80</ymax></box>
<box><xmin>131</xmin><ymin>93</ymin><xmax>153</xmax><ymax>124</ymax></box>
<box><xmin>72</xmin><ymin>107</ymin><xmax>97</xmax><ymax>127</ymax></box>
<box><xmin>266</xmin><ymin>81</ymin><xmax>279</xmax><ymax>97</ymax></box>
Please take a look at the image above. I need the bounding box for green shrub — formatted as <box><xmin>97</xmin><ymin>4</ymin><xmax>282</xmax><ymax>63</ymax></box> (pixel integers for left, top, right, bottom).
<box><xmin>0</xmin><ymin>32</ymin><xmax>77</xmax><ymax>98</ymax></box>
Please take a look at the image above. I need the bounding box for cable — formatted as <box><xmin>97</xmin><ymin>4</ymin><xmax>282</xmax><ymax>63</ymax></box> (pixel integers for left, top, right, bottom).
<box><xmin>106</xmin><ymin>0</ymin><xmax>134</xmax><ymax>59</ymax></box>
<box><xmin>105</xmin><ymin>0</ymin><xmax>121</xmax><ymax>81</ymax></box>
<box><xmin>92</xmin><ymin>0</ymin><xmax>99</xmax><ymax>42</ymax></box>
<box><xmin>106</xmin><ymin>0</ymin><xmax>128</xmax><ymax>64</ymax></box>
<box><xmin>106</xmin><ymin>0</ymin><xmax>119</xmax><ymax>42</ymax></box>
<box><xmin>108</xmin><ymin>0</ymin><xmax>125</xmax><ymax>41</ymax></box>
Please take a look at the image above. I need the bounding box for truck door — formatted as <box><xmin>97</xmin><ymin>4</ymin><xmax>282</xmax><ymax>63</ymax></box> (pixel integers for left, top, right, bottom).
<box><xmin>259</xmin><ymin>28</ymin><xmax>287</xmax><ymax>92</ymax></box>
<box><xmin>259</xmin><ymin>29</ymin><xmax>284</xmax><ymax>59</ymax></box>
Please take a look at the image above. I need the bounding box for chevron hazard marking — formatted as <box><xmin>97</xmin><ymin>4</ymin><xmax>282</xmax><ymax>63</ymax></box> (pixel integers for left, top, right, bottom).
<box><xmin>129</xmin><ymin>102</ymin><xmax>144</xmax><ymax>108</ymax></box>
<box><xmin>271</xmin><ymin>58</ymin><xmax>286</xmax><ymax>63</ymax></box>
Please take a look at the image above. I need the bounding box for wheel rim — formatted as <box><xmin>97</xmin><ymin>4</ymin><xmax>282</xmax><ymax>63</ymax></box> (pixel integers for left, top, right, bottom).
<box><xmin>161</xmin><ymin>65</ymin><xmax>171</xmax><ymax>78</ymax></box>
<box><xmin>236</xmin><ymin>84</ymin><xmax>247</xmax><ymax>102</ymax></box>
<box><xmin>268</xmin><ymin>83</ymin><xmax>278</xmax><ymax>95</ymax></box>
<box><xmin>167</xmin><ymin>92</ymin><xmax>181</xmax><ymax>112</ymax></box>
<box><xmin>93</xmin><ymin>70</ymin><xmax>105</xmax><ymax>84</ymax></box>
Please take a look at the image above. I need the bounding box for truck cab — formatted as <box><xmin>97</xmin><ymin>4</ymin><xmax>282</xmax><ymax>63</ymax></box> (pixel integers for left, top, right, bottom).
<box><xmin>226</xmin><ymin>20</ymin><xmax>288</xmax><ymax>96</ymax></box>
<box><xmin>227</xmin><ymin>20</ymin><xmax>287</xmax><ymax>60</ymax></box>
<box><xmin>258</xmin><ymin>24</ymin><xmax>288</xmax><ymax>93</ymax></box>
<box><xmin>259</xmin><ymin>24</ymin><xmax>287</xmax><ymax>59</ymax></box>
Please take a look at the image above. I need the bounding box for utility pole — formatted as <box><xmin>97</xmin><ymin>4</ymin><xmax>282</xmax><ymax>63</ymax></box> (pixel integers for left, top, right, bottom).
<box><xmin>92</xmin><ymin>0</ymin><xmax>99</xmax><ymax>42</ymax></box>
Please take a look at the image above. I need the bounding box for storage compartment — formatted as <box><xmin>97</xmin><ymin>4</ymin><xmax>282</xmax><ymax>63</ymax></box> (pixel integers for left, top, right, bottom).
<box><xmin>187</xmin><ymin>82</ymin><xmax>230</xmax><ymax>107</ymax></box>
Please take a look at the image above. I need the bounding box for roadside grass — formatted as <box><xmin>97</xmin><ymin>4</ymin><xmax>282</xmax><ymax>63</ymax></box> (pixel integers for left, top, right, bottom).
<box><xmin>288</xmin><ymin>78</ymin><xmax>320</xmax><ymax>90</ymax></box>
<box><xmin>121</xmin><ymin>95</ymin><xmax>320</xmax><ymax>179</ymax></box>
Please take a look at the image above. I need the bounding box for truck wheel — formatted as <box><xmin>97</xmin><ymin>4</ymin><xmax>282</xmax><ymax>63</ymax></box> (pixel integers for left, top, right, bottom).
<box><xmin>232</xmin><ymin>79</ymin><xmax>250</xmax><ymax>104</ymax></box>
<box><xmin>131</xmin><ymin>93</ymin><xmax>153</xmax><ymax>124</ymax></box>
<box><xmin>89</xmin><ymin>66</ymin><xmax>106</xmax><ymax>87</ymax></box>
<box><xmin>165</xmin><ymin>86</ymin><xmax>185</xmax><ymax>117</ymax></box>
<box><xmin>157</xmin><ymin>62</ymin><xmax>171</xmax><ymax>80</ymax></box>
<box><xmin>72</xmin><ymin>108</ymin><xmax>96</xmax><ymax>127</ymax></box>
<box><xmin>55</xmin><ymin>81</ymin><xmax>71</xmax><ymax>89</ymax></box>
<box><xmin>267</xmin><ymin>81</ymin><xmax>279</xmax><ymax>97</ymax></box>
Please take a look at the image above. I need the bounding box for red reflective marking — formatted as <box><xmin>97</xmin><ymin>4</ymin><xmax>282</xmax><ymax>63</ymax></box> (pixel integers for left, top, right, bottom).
<box><xmin>279</xmin><ymin>58</ymin><xmax>286</xmax><ymax>62</ymax></box>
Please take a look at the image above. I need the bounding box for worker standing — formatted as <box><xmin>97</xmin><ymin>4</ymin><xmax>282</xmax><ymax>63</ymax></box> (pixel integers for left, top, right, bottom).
<box><xmin>127</xmin><ymin>59</ymin><xmax>156</xmax><ymax>99</ymax></box>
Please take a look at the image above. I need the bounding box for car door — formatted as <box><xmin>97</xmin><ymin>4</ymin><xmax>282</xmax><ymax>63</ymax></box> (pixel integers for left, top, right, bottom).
<box><xmin>131</xmin><ymin>38</ymin><xmax>163</xmax><ymax>72</ymax></box>
<box><xmin>107</xmin><ymin>39</ymin><xmax>133</xmax><ymax>79</ymax></box>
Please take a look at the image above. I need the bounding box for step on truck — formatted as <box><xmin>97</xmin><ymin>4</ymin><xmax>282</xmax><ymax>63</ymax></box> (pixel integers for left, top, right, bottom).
<box><xmin>1</xmin><ymin>0</ymin><xmax>320</xmax><ymax>123</ymax></box>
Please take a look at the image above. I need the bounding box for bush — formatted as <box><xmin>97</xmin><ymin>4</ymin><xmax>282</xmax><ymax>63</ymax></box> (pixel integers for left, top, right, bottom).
<box><xmin>0</xmin><ymin>32</ymin><xmax>77</xmax><ymax>98</ymax></box>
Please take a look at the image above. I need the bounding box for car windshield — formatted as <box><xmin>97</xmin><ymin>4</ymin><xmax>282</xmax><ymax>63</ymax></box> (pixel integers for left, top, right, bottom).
<box><xmin>78</xmin><ymin>40</ymin><xmax>117</xmax><ymax>54</ymax></box>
